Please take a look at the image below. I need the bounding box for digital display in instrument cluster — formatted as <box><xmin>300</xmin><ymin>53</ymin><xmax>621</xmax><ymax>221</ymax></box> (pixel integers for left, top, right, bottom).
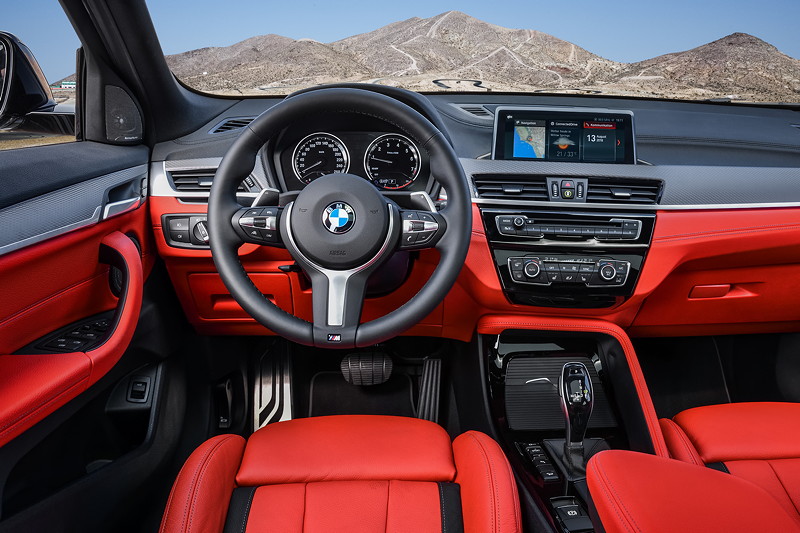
<box><xmin>493</xmin><ymin>107</ymin><xmax>636</xmax><ymax>164</ymax></box>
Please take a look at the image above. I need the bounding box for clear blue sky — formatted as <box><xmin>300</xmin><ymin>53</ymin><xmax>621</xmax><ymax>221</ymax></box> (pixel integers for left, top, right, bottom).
<box><xmin>6</xmin><ymin>0</ymin><xmax>800</xmax><ymax>83</ymax></box>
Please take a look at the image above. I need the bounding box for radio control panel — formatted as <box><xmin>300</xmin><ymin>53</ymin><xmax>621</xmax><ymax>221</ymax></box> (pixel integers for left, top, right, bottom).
<box><xmin>496</xmin><ymin>215</ymin><xmax>641</xmax><ymax>241</ymax></box>
<box><xmin>481</xmin><ymin>208</ymin><xmax>654</xmax><ymax>309</ymax></box>
<box><xmin>508</xmin><ymin>256</ymin><xmax>630</xmax><ymax>287</ymax></box>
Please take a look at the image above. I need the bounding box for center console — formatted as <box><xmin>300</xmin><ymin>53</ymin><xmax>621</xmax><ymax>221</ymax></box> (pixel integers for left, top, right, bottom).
<box><xmin>482</xmin><ymin>208</ymin><xmax>655</xmax><ymax>308</ymax></box>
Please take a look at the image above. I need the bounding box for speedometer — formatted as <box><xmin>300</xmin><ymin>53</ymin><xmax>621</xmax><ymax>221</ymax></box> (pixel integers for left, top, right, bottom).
<box><xmin>364</xmin><ymin>134</ymin><xmax>420</xmax><ymax>190</ymax></box>
<box><xmin>292</xmin><ymin>133</ymin><xmax>349</xmax><ymax>183</ymax></box>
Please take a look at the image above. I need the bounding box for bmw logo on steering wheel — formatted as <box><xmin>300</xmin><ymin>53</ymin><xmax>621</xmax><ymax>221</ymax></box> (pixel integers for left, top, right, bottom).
<box><xmin>322</xmin><ymin>202</ymin><xmax>356</xmax><ymax>234</ymax></box>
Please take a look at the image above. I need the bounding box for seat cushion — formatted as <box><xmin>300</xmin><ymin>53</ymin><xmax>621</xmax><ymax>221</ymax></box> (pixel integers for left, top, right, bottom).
<box><xmin>662</xmin><ymin>402</ymin><xmax>800</xmax><ymax>522</ymax></box>
<box><xmin>237</xmin><ymin>414</ymin><xmax>456</xmax><ymax>485</ymax></box>
<box><xmin>587</xmin><ymin>450</ymin><xmax>800</xmax><ymax>533</ymax></box>
<box><xmin>160</xmin><ymin>415</ymin><xmax>521</xmax><ymax>533</ymax></box>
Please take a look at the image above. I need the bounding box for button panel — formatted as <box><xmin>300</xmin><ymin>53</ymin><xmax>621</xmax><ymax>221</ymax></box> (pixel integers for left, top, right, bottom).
<box><xmin>518</xmin><ymin>442</ymin><xmax>560</xmax><ymax>483</ymax></box>
<box><xmin>495</xmin><ymin>215</ymin><xmax>641</xmax><ymax>242</ymax></box>
<box><xmin>399</xmin><ymin>210</ymin><xmax>444</xmax><ymax>250</ymax></box>
<box><xmin>507</xmin><ymin>256</ymin><xmax>630</xmax><ymax>287</ymax></box>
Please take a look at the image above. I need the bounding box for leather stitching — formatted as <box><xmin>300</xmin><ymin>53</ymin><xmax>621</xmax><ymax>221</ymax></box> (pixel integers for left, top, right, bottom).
<box><xmin>479</xmin><ymin>319</ymin><xmax>669</xmax><ymax>458</ymax></box>
<box><xmin>182</xmin><ymin>436</ymin><xmax>236</xmax><ymax>533</ymax></box>
<box><xmin>766</xmin><ymin>460</ymin><xmax>800</xmax><ymax>518</ymax></box>
<box><xmin>590</xmin><ymin>459</ymin><xmax>641</xmax><ymax>533</ymax></box>
<box><xmin>654</xmin><ymin>223</ymin><xmax>800</xmax><ymax>242</ymax></box>
<box><xmin>463</xmin><ymin>432</ymin><xmax>499</xmax><ymax>533</ymax></box>
<box><xmin>664</xmin><ymin>420</ymin><xmax>703</xmax><ymax>466</ymax></box>
<box><xmin>438</xmin><ymin>482</ymin><xmax>447</xmax><ymax>533</ymax></box>
<box><xmin>239</xmin><ymin>487</ymin><xmax>255</xmax><ymax>533</ymax></box>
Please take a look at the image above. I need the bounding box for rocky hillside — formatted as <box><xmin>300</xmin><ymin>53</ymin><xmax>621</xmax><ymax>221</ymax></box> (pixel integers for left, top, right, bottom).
<box><xmin>164</xmin><ymin>11</ymin><xmax>800</xmax><ymax>102</ymax></box>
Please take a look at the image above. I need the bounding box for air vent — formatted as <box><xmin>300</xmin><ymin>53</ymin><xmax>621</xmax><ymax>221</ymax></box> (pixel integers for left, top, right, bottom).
<box><xmin>209</xmin><ymin>116</ymin><xmax>256</xmax><ymax>134</ymax></box>
<box><xmin>586</xmin><ymin>179</ymin><xmax>662</xmax><ymax>205</ymax></box>
<box><xmin>169</xmin><ymin>169</ymin><xmax>245</xmax><ymax>192</ymax></box>
<box><xmin>473</xmin><ymin>174</ymin><xmax>549</xmax><ymax>201</ymax></box>
<box><xmin>451</xmin><ymin>104</ymin><xmax>494</xmax><ymax>120</ymax></box>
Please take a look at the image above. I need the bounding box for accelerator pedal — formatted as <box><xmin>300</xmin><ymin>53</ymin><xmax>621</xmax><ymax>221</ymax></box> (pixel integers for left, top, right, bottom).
<box><xmin>340</xmin><ymin>352</ymin><xmax>393</xmax><ymax>386</ymax></box>
<box><xmin>418</xmin><ymin>358</ymin><xmax>442</xmax><ymax>423</ymax></box>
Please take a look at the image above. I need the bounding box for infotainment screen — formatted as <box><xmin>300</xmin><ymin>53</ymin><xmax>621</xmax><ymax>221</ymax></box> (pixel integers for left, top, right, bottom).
<box><xmin>492</xmin><ymin>107</ymin><xmax>636</xmax><ymax>164</ymax></box>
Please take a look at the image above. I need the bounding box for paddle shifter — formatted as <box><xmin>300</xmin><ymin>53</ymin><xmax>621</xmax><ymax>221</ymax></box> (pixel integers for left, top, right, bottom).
<box><xmin>560</xmin><ymin>362</ymin><xmax>594</xmax><ymax>472</ymax></box>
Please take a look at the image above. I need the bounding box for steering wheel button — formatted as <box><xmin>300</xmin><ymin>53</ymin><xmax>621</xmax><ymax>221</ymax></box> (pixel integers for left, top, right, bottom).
<box><xmin>417</xmin><ymin>212</ymin><xmax>435</xmax><ymax>223</ymax></box>
<box><xmin>402</xmin><ymin>211</ymin><xmax>419</xmax><ymax>220</ymax></box>
<box><xmin>243</xmin><ymin>208</ymin><xmax>263</xmax><ymax>217</ymax></box>
<box><xmin>403</xmin><ymin>233</ymin><xmax>418</xmax><ymax>245</ymax></box>
<box><xmin>416</xmin><ymin>230</ymin><xmax>435</xmax><ymax>244</ymax></box>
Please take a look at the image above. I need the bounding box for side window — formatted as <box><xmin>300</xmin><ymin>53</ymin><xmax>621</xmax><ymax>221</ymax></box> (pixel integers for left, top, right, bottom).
<box><xmin>0</xmin><ymin>4</ymin><xmax>81</xmax><ymax>151</ymax></box>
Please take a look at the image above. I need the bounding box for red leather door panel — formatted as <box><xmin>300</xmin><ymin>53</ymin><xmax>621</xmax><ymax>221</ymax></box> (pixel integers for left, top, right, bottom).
<box><xmin>0</xmin><ymin>208</ymin><xmax>149</xmax><ymax>447</ymax></box>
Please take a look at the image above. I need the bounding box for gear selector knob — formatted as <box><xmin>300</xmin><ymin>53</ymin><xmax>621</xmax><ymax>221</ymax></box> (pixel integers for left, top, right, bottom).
<box><xmin>560</xmin><ymin>362</ymin><xmax>594</xmax><ymax>445</ymax></box>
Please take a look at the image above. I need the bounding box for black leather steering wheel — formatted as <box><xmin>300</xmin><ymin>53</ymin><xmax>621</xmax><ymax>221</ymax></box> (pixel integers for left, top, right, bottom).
<box><xmin>208</xmin><ymin>88</ymin><xmax>471</xmax><ymax>348</ymax></box>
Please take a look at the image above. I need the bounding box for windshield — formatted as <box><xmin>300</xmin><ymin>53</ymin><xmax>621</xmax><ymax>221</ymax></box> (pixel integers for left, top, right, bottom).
<box><xmin>150</xmin><ymin>3</ymin><xmax>799</xmax><ymax>104</ymax></box>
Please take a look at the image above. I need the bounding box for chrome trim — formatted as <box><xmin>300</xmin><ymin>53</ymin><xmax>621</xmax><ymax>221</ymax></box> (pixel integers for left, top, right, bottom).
<box><xmin>410</xmin><ymin>191</ymin><xmax>437</xmax><ymax>212</ymax></box>
<box><xmin>282</xmin><ymin>202</ymin><xmax>396</xmax><ymax>327</ymax></box>
<box><xmin>402</xmin><ymin>219</ymin><xmax>439</xmax><ymax>233</ymax></box>
<box><xmin>102</xmin><ymin>197</ymin><xmax>140</xmax><ymax>220</ymax></box>
<box><xmin>473</xmin><ymin>198</ymin><xmax>800</xmax><ymax>212</ymax></box>
<box><xmin>291</xmin><ymin>132</ymin><xmax>350</xmax><ymax>183</ymax></box>
<box><xmin>151</xmin><ymin>160</ymin><xmax>261</xmax><ymax>200</ymax></box>
<box><xmin>0</xmin><ymin>164</ymin><xmax>147</xmax><ymax>256</ymax></box>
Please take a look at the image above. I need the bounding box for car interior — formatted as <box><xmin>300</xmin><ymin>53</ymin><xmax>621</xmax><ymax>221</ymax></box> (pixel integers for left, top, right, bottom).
<box><xmin>1</xmin><ymin>1</ymin><xmax>800</xmax><ymax>532</ymax></box>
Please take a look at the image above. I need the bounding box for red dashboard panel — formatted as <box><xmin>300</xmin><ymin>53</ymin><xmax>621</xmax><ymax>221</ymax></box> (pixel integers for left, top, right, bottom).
<box><xmin>150</xmin><ymin>197</ymin><xmax>800</xmax><ymax>340</ymax></box>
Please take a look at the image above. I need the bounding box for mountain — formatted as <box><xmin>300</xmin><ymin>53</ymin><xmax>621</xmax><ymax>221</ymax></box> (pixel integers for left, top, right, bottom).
<box><xmin>331</xmin><ymin>11</ymin><xmax>619</xmax><ymax>89</ymax></box>
<box><xmin>609</xmin><ymin>33</ymin><xmax>800</xmax><ymax>101</ymax></box>
<box><xmin>162</xmin><ymin>12</ymin><xmax>800</xmax><ymax>102</ymax></box>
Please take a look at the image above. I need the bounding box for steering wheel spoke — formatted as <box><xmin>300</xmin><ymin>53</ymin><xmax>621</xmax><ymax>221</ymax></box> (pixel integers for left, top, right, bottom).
<box><xmin>398</xmin><ymin>210</ymin><xmax>447</xmax><ymax>250</ymax></box>
<box><xmin>232</xmin><ymin>206</ymin><xmax>284</xmax><ymax>247</ymax></box>
<box><xmin>308</xmin><ymin>268</ymin><xmax>370</xmax><ymax>346</ymax></box>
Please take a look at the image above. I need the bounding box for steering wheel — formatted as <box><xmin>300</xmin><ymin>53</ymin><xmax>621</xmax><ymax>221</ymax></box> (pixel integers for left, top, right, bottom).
<box><xmin>208</xmin><ymin>88</ymin><xmax>471</xmax><ymax>348</ymax></box>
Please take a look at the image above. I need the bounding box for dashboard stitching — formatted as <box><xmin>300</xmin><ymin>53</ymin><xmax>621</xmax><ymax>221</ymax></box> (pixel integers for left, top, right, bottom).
<box><xmin>655</xmin><ymin>223</ymin><xmax>800</xmax><ymax>242</ymax></box>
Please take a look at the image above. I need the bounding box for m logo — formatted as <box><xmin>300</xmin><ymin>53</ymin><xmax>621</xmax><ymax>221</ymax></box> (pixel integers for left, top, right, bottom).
<box><xmin>322</xmin><ymin>202</ymin><xmax>355</xmax><ymax>234</ymax></box>
<box><xmin>327</xmin><ymin>334</ymin><xmax>342</xmax><ymax>342</ymax></box>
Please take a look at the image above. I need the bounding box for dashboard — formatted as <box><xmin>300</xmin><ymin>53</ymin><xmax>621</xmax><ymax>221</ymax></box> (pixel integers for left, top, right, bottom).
<box><xmin>148</xmin><ymin>89</ymin><xmax>800</xmax><ymax>340</ymax></box>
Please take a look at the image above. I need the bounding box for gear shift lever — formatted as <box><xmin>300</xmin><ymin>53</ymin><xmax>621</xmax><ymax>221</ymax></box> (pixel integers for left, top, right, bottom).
<box><xmin>560</xmin><ymin>362</ymin><xmax>594</xmax><ymax>472</ymax></box>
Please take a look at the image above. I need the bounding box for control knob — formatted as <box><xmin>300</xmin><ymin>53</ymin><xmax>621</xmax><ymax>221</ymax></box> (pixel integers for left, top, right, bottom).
<box><xmin>524</xmin><ymin>261</ymin><xmax>541</xmax><ymax>278</ymax></box>
<box><xmin>599</xmin><ymin>264</ymin><xmax>616</xmax><ymax>281</ymax></box>
<box><xmin>513</xmin><ymin>216</ymin><xmax>526</xmax><ymax>228</ymax></box>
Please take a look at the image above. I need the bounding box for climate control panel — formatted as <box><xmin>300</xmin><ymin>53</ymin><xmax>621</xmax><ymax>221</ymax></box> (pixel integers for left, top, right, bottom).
<box><xmin>507</xmin><ymin>256</ymin><xmax>630</xmax><ymax>287</ymax></box>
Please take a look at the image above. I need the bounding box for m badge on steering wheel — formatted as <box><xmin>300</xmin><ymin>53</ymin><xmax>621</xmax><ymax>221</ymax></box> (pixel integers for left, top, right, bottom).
<box><xmin>323</xmin><ymin>202</ymin><xmax>356</xmax><ymax>234</ymax></box>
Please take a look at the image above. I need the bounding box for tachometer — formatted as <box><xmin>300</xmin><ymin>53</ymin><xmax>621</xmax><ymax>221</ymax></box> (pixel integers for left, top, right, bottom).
<box><xmin>364</xmin><ymin>134</ymin><xmax>420</xmax><ymax>190</ymax></box>
<box><xmin>292</xmin><ymin>133</ymin><xmax>349</xmax><ymax>183</ymax></box>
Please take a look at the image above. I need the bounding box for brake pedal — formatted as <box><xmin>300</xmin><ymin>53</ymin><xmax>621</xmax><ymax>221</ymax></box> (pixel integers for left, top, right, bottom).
<box><xmin>340</xmin><ymin>352</ymin><xmax>393</xmax><ymax>386</ymax></box>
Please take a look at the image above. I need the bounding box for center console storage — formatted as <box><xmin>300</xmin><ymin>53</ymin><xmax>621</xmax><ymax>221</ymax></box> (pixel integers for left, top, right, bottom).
<box><xmin>482</xmin><ymin>329</ymin><xmax>657</xmax><ymax>532</ymax></box>
<box><xmin>481</xmin><ymin>208</ymin><xmax>655</xmax><ymax>308</ymax></box>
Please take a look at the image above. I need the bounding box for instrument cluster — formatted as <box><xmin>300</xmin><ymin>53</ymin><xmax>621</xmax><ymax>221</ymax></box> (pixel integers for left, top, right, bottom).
<box><xmin>277</xmin><ymin>130</ymin><xmax>429</xmax><ymax>192</ymax></box>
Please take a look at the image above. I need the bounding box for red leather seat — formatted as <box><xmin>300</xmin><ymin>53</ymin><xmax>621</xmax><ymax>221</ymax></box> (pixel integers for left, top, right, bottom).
<box><xmin>661</xmin><ymin>402</ymin><xmax>800</xmax><ymax>521</ymax></box>
<box><xmin>587</xmin><ymin>402</ymin><xmax>800</xmax><ymax>532</ymax></box>
<box><xmin>159</xmin><ymin>415</ymin><xmax>521</xmax><ymax>533</ymax></box>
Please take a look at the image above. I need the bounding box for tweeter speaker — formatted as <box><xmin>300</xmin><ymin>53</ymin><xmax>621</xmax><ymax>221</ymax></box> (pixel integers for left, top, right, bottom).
<box><xmin>104</xmin><ymin>85</ymin><xmax>143</xmax><ymax>143</ymax></box>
